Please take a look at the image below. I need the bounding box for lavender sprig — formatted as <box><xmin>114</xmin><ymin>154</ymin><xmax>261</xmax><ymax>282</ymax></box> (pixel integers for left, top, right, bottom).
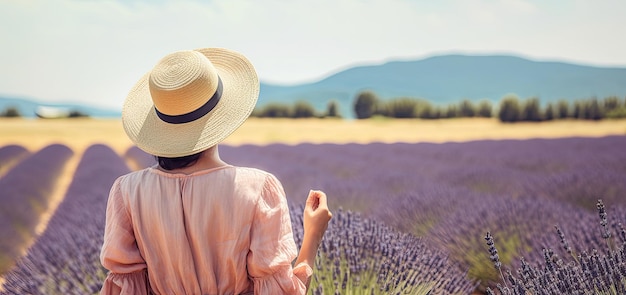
<box><xmin>597</xmin><ymin>199</ymin><xmax>613</xmax><ymax>251</ymax></box>
<box><xmin>485</xmin><ymin>231</ymin><xmax>505</xmax><ymax>286</ymax></box>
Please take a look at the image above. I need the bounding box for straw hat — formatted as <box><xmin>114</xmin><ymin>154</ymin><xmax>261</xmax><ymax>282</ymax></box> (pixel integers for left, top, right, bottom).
<box><xmin>122</xmin><ymin>48</ymin><xmax>259</xmax><ymax>157</ymax></box>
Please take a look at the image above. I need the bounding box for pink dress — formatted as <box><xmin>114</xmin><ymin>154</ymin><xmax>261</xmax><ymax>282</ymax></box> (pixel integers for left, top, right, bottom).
<box><xmin>100</xmin><ymin>165</ymin><xmax>312</xmax><ymax>295</ymax></box>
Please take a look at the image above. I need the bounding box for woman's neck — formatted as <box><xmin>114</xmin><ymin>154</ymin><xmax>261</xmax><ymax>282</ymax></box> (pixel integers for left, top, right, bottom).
<box><xmin>158</xmin><ymin>145</ymin><xmax>229</xmax><ymax>174</ymax></box>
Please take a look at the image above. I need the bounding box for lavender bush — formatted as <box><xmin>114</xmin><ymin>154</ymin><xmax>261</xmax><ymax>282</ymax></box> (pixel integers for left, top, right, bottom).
<box><xmin>0</xmin><ymin>144</ymin><xmax>129</xmax><ymax>294</ymax></box>
<box><xmin>220</xmin><ymin>137</ymin><xmax>626</xmax><ymax>289</ymax></box>
<box><xmin>291</xmin><ymin>207</ymin><xmax>477</xmax><ymax>294</ymax></box>
<box><xmin>1</xmin><ymin>135</ymin><xmax>625</xmax><ymax>293</ymax></box>
<box><xmin>0</xmin><ymin>144</ymin><xmax>29</xmax><ymax>177</ymax></box>
<box><xmin>124</xmin><ymin>145</ymin><xmax>156</xmax><ymax>169</ymax></box>
<box><xmin>0</xmin><ymin>144</ymin><xmax>72</xmax><ymax>275</ymax></box>
<box><xmin>484</xmin><ymin>200</ymin><xmax>626</xmax><ymax>294</ymax></box>
<box><xmin>113</xmin><ymin>146</ymin><xmax>478</xmax><ymax>293</ymax></box>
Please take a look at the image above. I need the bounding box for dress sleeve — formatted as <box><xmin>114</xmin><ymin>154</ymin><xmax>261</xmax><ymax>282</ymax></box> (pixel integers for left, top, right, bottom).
<box><xmin>100</xmin><ymin>177</ymin><xmax>151</xmax><ymax>295</ymax></box>
<box><xmin>247</xmin><ymin>173</ymin><xmax>312</xmax><ymax>294</ymax></box>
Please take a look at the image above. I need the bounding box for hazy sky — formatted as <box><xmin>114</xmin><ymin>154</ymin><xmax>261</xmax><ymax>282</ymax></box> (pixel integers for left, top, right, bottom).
<box><xmin>1</xmin><ymin>0</ymin><xmax>625</xmax><ymax>110</ymax></box>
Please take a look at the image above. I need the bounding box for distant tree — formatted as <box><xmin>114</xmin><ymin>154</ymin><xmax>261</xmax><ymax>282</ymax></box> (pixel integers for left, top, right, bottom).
<box><xmin>445</xmin><ymin>105</ymin><xmax>459</xmax><ymax>118</ymax></box>
<box><xmin>606</xmin><ymin>107</ymin><xmax>626</xmax><ymax>119</ymax></box>
<box><xmin>572</xmin><ymin>101</ymin><xmax>583</xmax><ymax>119</ymax></box>
<box><xmin>292</xmin><ymin>100</ymin><xmax>316</xmax><ymax>118</ymax></box>
<box><xmin>477</xmin><ymin>100</ymin><xmax>493</xmax><ymax>118</ymax></box>
<box><xmin>385</xmin><ymin>97</ymin><xmax>419</xmax><ymax>118</ymax></box>
<box><xmin>1</xmin><ymin>106</ymin><xmax>21</xmax><ymax>117</ymax></box>
<box><xmin>417</xmin><ymin>102</ymin><xmax>438</xmax><ymax>119</ymax></box>
<box><xmin>326</xmin><ymin>100</ymin><xmax>340</xmax><ymax>118</ymax></box>
<box><xmin>353</xmin><ymin>91</ymin><xmax>379</xmax><ymax>119</ymax></box>
<box><xmin>498</xmin><ymin>94</ymin><xmax>521</xmax><ymax>122</ymax></box>
<box><xmin>556</xmin><ymin>100</ymin><xmax>570</xmax><ymax>119</ymax></box>
<box><xmin>521</xmin><ymin>97</ymin><xmax>542</xmax><ymax>121</ymax></box>
<box><xmin>68</xmin><ymin>110</ymin><xmax>89</xmax><ymax>118</ymax></box>
<box><xmin>432</xmin><ymin>107</ymin><xmax>444</xmax><ymax>119</ymax></box>
<box><xmin>258</xmin><ymin>103</ymin><xmax>291</xmax><ymax>118</ymax></box>
<box><xmin>585</xmin><ymin>97</ymin><xmax>604</xmax><ymax>120</ymax></box>
<box><xmin>544</xmin><ymin>103</ymin><xmax>555</xmax><ymax>121</ymax></box>
<box><xmin>605</xmin><ymin>96</ymin><xmax>626</xmax><ymax>119</ymax></box>
<box><xmin>414</xmin><ymin>100</ymin><xmax>434</xmax><ymax>119</ymax></box>
<box><xmin>603</xmin><ymin>96</ymin><xmax>620</xmax><ymax>112</ymax></box>
<box><xmin>458</xmin><ymin>99</ymin><xmax>476</xmax><ymax>117</ymax></box>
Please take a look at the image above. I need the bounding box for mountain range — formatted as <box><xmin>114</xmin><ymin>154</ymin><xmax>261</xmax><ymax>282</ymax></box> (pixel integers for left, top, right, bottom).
<box><xmin>259</xmin><ymin>54</ymin><xmax>626</xmax><ymax>118</ymax></box>
<box><xmin>2</xmin><ymin>54</ymin><xmax>626</xmax><ymax>118</ymax></box>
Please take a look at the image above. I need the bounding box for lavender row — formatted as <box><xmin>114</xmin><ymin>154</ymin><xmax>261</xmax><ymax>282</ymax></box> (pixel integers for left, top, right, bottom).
<box><xmin>1</xmin><ymin>143</ymin><xmax>475</xmax><ymax>294</ymax></box>
<box><xmin>219</xmin><ymin>136</ymin><xmax>626</xmax><ymax>287</ymax></box>
<box><xmin>0</xmin><ymin>144</ymin><xmax>130</xmax><ymax>295</ymax></box>
<box><xmin>104</xmin><ymin>145</ymin><xmax>479</xmax><ymax>293</ymax></box>
<box><xmin>96</xmin><ymin>136</ymin><xmax>626</xmax><ymax>290</ymax></box>
<box><xmin>217</xmin><ymin>137</ymin><xmax>626</xmax><ymax>219</ymax></box>
<box><xmin>291</xmin><ymin>207</ymin><xmax>477</xmax><ymax>294</ymax></box>
<box><xmin>0</xmin><ymin>144</ymin><xmax>73</xmax><ymax>276</ymax></box>
<box><xmin>0</xmin><ymin>144</ymin><xmax>30</xmax><ymax>177</ymax></box>
<box><xmin>485</xmin><ymin>200</ymin><xmax>626</xmax><ymax>294</ymax></box>
<box><xmin>124</xmin><ymin>145</ymin><xmax>156</xmax><ymax>169</ymax></box>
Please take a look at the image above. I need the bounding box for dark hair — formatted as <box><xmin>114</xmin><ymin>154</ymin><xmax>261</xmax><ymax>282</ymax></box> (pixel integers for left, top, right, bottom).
<box><xmin>156</xmin><ymin>152</ymin><xmax>202</xmax><ymax>170</ymax></box>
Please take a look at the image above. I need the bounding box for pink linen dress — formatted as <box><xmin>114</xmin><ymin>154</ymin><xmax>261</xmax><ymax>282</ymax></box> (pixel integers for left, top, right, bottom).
<box><xmin>100</xmin><ymin>165</ymin><xmax>311</xmax><ymax>295</ymax></box>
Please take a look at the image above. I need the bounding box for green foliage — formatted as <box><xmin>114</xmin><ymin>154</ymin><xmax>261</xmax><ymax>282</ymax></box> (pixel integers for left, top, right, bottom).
<box><xmin>603</xmin><ymin>96</ymin><xmax>621</xmax><ymax>112</ymax></box>
<box><xmin>384</xmin><ymin>97</ymin><xmax>419</xmax><ymax>118</ymax></box>
<box><xmin>498</xmin><ymin>95</ymin><xmax>521</xmax><ymax>122</ymax></box>
<box><xmin>477</xmin><ymin>100</ymin><xmax>493</xmax><ymax>118</ymax></box>
<box><xmin>521</xmin><ymin>97</ymin><xmax>542</xmax><ymax>121</ymax></box>
<box><xmin>452</xmin><ymin>229</ymin><xmax>524</xmax><ymax>290</ymax></box>
<box><xmin>311</xmin><ymin>252</ymin><xmax>435</xmax><ymax>295</ymax></box>
<box><xmin>606</xmin><ymin>107</ymin><xmax>626</xmax><ymax>119</ymax></box>
<box><xmin>254</xmin><ymin>103</ymin><xmax>292</xmax><ymax>118</ymax></box>
<box><xmin>544</xmin><ymin>103</ymin><xmax>555</xmax><ymax>121</ymax></box>
<box><xmin>258</xmin><ymin>92</ymin><xmax>624</xmax><ymax>121</ymax></box>
<box><xmin>445</xmin><ymin>105</ymin><xmax>459</xmax><ymax>118</ymax></box>
<box><xmin>417</xmin><ymin>103</ymin><xmax>437</xmax><ymax>119</ymax></box>
<box><xmin>572</xmin><ymin>100</ymin><xmax>583</xmax><ymax>119</ymax></box>
<box><xmin>68</xmin><ymin>110</ymin><xmax>89</xmax><ymax>118</ymax></box>
<box><xmin>458</xmin><ymin>99</ymin><xmax>476</xmax><ymax>117</ymax></box>
<box><xmin>292</xmin><ymin>100</ymin><xmax>316</xmax><ymax>118</ymax></box>
<box><xmin>326</xmin><ymin>100</ymin><xmax>341</xmax><ymax>118</ymax></box>
<box><xmin>585</xmin><ymin>97</ymin><xmax>604</xmax><ymax>120</ymax></box>
<box><xmin>353</xmin><ymin>91</ymin><xmax>380</xmax><ymax>119</ymax></box>
<box><xmin>1</xmin><ymin>106</ymin><xmax>21</xmax><ymax>117</ymax></box>
<box><xmin>557</xmin><ymin>100</ymin><xmax>570</xmax><ymax>119</ymax></box>
<box><xmin>572</xmin><ymin>98</ymin><xmax>604</xmax><ymax>120</ymax></box>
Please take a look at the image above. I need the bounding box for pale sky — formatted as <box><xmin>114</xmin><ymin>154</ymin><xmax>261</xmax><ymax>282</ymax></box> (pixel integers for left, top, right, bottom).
<box><xmin>1</xmin><ymin>0</ymin><xmax>625</xmax><ymax>110</ymax></box>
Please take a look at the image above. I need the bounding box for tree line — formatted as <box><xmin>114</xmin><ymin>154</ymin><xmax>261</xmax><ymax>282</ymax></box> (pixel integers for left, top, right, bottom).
<box><xmin>6</xmin><ymin>93</ymin><xmax>623</xmax><ymax>122</ymax></box>
<box><xmin>353</xmin><ymin>91</ymin><xmax>626</xmax><ymax>122</ymax></box>
<box><xmin>253</xmin><ymin>91</ymin><xmax>626</xmax><ymax>122</ymax></box>
<box><xmin>251</xmin><ymin>100</ymin><xmax>342</xmax><ymax>118</ymax></box>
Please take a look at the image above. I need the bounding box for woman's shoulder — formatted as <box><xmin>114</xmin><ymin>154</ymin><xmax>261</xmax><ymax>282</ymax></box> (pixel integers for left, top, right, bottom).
<box><xmin>230</xmin><ymin>166</ymin><xmax>277</xmax><ymax>181</ymax></box>
<box><xmin>113</xmin><ymin>166</ymin><xmax>155</xmax><ymax>186</ymax></box>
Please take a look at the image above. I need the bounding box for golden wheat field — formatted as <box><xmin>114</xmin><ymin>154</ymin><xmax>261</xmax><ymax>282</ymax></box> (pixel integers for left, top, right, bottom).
<box><xmin>2</xmin><ymin>117</ymin><xmax>625</xmax><ymax>154</ymax></box>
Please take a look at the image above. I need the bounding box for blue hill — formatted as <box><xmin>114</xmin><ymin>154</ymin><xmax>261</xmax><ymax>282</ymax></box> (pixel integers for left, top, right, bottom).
<box><xmin>0</xmin><ymin>96</ymin><xmax>121</xmax><ymax>118</ymax></box>
<box><xmin>258</xmin><ymin>54</ymin><xmax>626</xmax><ymax>118</ymax></box>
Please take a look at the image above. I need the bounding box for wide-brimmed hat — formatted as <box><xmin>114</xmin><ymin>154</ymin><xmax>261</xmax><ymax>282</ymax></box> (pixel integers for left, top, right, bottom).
<box><xmin>122</xmin><ymin>48</ymin><xmax>259</xmax><ymax>157</ymax></box>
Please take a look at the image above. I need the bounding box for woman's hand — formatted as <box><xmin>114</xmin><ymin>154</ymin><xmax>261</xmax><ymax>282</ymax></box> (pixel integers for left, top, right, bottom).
<box><xmin>303</xmin><ymin>190</ymin><xmax>332</xmax><ymax>243</ymax></box>
<box><xmin>295</xmin><ymin>190</ymin><xmax>332</xmax><ymax>291</ymax></box>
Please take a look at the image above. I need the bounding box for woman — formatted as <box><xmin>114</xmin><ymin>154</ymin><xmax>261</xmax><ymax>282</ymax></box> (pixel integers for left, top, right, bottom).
<box><xmin>100</xmin><ymin>48</ymin><xmax>332</xmax><ymax>294</ymax></box>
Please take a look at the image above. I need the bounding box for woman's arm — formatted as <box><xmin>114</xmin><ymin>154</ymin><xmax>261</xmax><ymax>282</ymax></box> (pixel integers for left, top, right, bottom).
<box><xmin>294</xmin><ymin>190</ymin><xmax>333</xmax><ymax>291</ymax></box>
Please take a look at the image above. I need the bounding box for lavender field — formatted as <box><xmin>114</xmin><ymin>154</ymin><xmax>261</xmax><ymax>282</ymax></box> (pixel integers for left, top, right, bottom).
<box><xmin>1</xmin><ymin>135</ymin><xmax>626</xmax><ymax>294</ymax></box>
